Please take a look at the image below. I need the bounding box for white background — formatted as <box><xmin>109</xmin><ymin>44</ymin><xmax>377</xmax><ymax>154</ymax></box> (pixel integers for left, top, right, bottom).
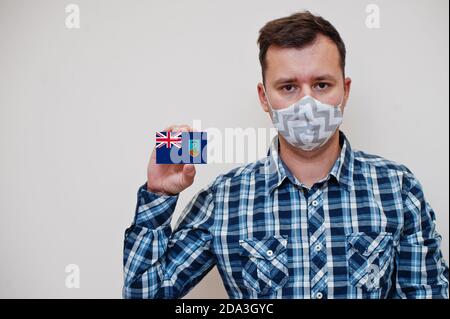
<box><xmin>0</xmin><ymin>0</ymin><xmax>448</xmax><ymax>298</ymax></box>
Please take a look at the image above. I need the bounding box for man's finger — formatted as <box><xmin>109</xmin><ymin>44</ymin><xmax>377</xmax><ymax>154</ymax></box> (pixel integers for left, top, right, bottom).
<box><xmin>181</xmin><ymin>164</ymin><xmax>196</xmax><ymax>186</ymax></box>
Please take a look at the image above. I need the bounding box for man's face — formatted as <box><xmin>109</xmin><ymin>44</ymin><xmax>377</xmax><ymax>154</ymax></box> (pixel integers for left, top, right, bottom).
<box><xmin>257</xmin><ymin>34</ymin><xmax>351</xmax><ymax>115</ymax></box>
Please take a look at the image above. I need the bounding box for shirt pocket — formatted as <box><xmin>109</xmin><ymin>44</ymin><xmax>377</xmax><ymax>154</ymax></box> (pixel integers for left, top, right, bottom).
<box><xmin>239</xmin><ymin>235</ymin><xmax>289</xmax><ymax>295</ymax></box>
<box><xmin>346</xmin><ymin>231</ymin><xmax>394</xmax><ymax>292</ymax></box>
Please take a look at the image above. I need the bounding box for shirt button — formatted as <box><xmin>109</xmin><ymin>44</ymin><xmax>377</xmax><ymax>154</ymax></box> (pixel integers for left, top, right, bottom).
<box><xmin>314</xmin><ymin>244</ymin><xmax>322</xmax><ymax>252</ymax></box>
<box><xmin>312</xmin><ymin>200</ymin><xmax>319</xmax><ymax>207</ymax></box>
<box><xmin>266</xmin><ymin>250</ymin><xmax>273</xmax><ymax>257</ymax></box>
<box><xmin>315</xmin><ymin>292</ymin><xmax>323</xmax><ymax>299</ymax></box>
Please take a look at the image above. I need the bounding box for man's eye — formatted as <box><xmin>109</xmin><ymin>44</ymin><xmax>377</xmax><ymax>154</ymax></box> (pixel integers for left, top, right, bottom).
<box><xmin>315</xmin><ymin>82</ymin><xmax>329</xmax><ymax>90</ymax></box>
<box><xmin>281</xmin><ymin>85</ymin><xmax>296</xmax><ymax>92</ymax></box>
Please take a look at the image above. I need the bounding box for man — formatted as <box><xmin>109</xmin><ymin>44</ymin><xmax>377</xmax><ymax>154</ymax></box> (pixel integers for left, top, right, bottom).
<box><xmin>123</xmin><ymin>11</ymin><xmax>449</xmax><ymax>299</ymax></box>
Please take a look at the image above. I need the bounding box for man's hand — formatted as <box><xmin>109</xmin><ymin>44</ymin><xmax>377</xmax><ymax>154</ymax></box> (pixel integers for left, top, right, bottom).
<box><xmin>146</xmin><ymin>125</ymin><xmax>196</xmax><ymax>196</ymax></box>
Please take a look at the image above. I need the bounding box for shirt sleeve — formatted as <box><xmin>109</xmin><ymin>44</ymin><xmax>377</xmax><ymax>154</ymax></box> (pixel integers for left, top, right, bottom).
<box><xmin>392</xmin><ymin>170</ymin><xmax>449</xmax><ymax>298</ymax></box>
<box><xmin>122</xmin><ymin>182</ymin><xmax>217</xmax><ymax>299</ymax></box>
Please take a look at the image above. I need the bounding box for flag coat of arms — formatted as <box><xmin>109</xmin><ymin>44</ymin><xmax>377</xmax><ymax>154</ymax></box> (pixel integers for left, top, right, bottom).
<box><xmin>155</xmin><ymin>131</ymin><xmax>207</xmax><ymax>164</ymax></box>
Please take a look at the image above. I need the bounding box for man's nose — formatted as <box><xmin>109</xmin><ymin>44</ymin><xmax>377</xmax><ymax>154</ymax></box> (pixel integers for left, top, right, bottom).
<box><xmin>298</xmin><ymin>85</ymin><xmax>313</xmax><ymax>99</ymax></box>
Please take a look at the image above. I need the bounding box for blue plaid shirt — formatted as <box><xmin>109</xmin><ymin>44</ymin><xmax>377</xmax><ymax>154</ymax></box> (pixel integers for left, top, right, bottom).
<box><xmin>123</xmin><ymin>130</ymin><xmax>449</xmax><ymax>299</ymax></box>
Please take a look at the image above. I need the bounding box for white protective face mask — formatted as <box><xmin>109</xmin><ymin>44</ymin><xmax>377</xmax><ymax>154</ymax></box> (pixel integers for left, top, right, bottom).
<box><xmin>263</xmin><ymin>87</ymin><xmax>344</xmax><ymax>151</ymax></box>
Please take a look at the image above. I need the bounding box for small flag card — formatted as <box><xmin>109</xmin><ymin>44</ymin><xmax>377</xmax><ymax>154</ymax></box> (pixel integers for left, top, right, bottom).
<box><xmin>155</xmin><ymin>131</ymin><xmax>207</xmax><ymax>164</ymax></box>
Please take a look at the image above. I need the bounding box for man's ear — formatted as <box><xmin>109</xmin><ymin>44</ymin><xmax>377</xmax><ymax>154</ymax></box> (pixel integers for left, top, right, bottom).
<box><xmin>342</xmin><ymin>77</ymin><xmax>352</xmax><ymax>110</ymax></box>
<box><xmin>257</xmin><ymin>82</ymin><xmax>270</xmax><ymax>113</ymax></box>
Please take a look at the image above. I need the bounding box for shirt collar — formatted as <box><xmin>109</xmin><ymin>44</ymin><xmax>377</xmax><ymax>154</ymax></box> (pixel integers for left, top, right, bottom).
<box><xmin>264</xmin><ymin>130</ymin><xmax>355</xmax><ymax>193</ymax></box>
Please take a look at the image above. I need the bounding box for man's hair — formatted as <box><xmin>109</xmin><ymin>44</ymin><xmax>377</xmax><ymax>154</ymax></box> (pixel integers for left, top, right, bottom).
<box><xmin>257</xmin><ymin>11</ymin><xmax>346</xmax><ymax>83</ymax></box>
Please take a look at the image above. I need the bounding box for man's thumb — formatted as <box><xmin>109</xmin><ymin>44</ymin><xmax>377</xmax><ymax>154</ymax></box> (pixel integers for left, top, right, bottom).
<box><xmin>181</xmin><ymin>164</ymin><xmax>196</xmax><ymax>185</ymax></box>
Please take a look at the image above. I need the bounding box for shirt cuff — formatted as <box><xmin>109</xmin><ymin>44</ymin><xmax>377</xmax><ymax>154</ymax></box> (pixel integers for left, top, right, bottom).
<box><xmin>134</xmin><ymin>183</ymin><xmax>179</xmax><ymax>228</ymax></box>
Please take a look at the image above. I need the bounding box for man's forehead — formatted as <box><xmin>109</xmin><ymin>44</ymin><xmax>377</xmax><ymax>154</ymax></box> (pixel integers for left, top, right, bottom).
<box><xmin>265</xmin><ymin>35</ymin><xmax>341</xmax><ymax>80</ymax></box>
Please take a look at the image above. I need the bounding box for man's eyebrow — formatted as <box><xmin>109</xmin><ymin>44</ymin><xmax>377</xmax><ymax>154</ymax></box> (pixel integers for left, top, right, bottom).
<box><xmin>272</xmin><ymin>74</ymin><xmax>337</xmax><ymax>86</ymax></box>
<box><xmin>273</xmin><ymin>77</ymin><xmax>297</xmax><ymax>86</ymax></box>
<box><xmin>313</xmin><ymin>74</ymin><xmax>337</xmax><ymax>81</ymax></box>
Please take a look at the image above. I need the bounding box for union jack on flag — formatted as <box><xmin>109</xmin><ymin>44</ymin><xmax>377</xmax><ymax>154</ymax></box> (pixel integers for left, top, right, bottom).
<box><xmin>155</xmin><ymin>131</ymin><xmax>182</xmax><ymax>149</ymax></box>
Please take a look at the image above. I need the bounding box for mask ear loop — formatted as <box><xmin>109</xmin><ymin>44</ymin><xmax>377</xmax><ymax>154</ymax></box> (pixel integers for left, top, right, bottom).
<box><xmin>337</xmin><ymin>93</ymin><xmax>345</xmax><ymax>108</ymax></box>
<box><xmin>262</xmin><ymin>85</ymin><xmax>282</xmax><ymax>158</ymax></box>
<box><xmin>262</xmin><ymin>85</ymin><xmax>276</xmax><ymax>114</ymax></box>
<box><xmin>336</xmin><ymin>93</ymin><xmax>346</xmax><ymax>116</ymax></box>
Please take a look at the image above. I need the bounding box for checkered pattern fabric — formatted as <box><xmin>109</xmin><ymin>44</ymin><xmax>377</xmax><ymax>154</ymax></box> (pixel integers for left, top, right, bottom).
<box><xmin>123</xmin><ymin>130</ymin><xmax>449</xmax><ymax>299</ymax></box>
